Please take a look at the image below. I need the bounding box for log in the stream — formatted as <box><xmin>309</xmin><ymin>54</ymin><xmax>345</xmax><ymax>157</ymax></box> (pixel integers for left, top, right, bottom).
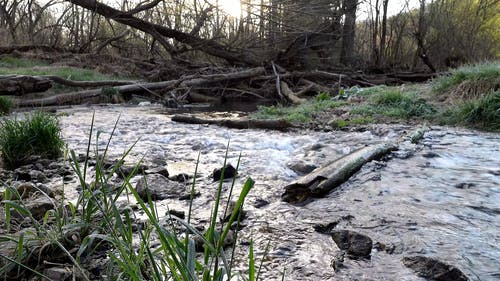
<box><xmin>0</xmin><ymin>75</ymin><xmax>52</xmax><ymax>95</ymax></box>
<box><xmin>282</xmin><ymin>142</ymin><xmax>397</xmax><ymax>204</ymax></box>
<box><xmin>171</xmin><ymin>115</ymin><xmax>292</xmax><ymax>131</ymax></box>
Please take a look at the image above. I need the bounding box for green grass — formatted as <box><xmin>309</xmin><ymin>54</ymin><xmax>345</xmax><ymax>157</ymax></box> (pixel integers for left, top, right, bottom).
<box><xmin>1</xmin><ymin>116</ymin><xmax>269</xmax><ymax>280</ymax></box>
<box><xmin>328</xmin><ymin>116</ymin><xmax>374</xmax><ymax>128</ymax></box>
<box><xmin>0</xmin><ymin>111</ymin><xmax>64</xmax><ymax>168</ymax></box>
<box><xmin>433</xmin><ymin>61</ymin><xmax>500</xmax><ymax>94</ymax></box>
<box><xmin>352</xmin><ymin>89</ymin><xmax>436</xmax><ymax>119</ymax></box>
<box><xmin>0</xmin><ymin>56</ymin><xmax>49</xmax><ymax>68</ymax></box>
<box><xmin>0</xmin><ymin>97</ymin><xmax>13</xmax><ymax>115</ymax></box>
<box><xmin>253</xmin><ymin>94</ymin><xmax>348</xmax><ymax>123</ymax></box>
<box><xmin>439</xmin><ymin>91</ymin><xmax>500</xmax><ymax>131</ymax></box>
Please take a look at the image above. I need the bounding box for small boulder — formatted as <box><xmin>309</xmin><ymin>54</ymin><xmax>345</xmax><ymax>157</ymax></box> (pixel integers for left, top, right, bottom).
<box><xmin>402</xmin><ymin>256</ymin><xmax>469</xmax><ymax>281</ymax></box>
<box><xmin>135</xmin><ymin>174</ymin><xmax>186</xmax><ymax>201</ymax></box>
<box><xmin>170</xmin><ymin>173</ymin><xmax>193</xmax><ymax>183</ymax></box>
<box><xmin>43</xmin><ymin>267</ymin><xmax>72</xmax><ymax>281</ymax></box>
<box><xmin>212</xmin><ymin>164</ymin><xmax>237</xmax><ymax>181</ymax></box>
<box><xmin>146</xmin><ymin>166</ymin><xmax>169</xmax><ymax>178</ymax></box>
<box><xmin>221</xmin><ymin>201</ymin><xmax>246</xmax><ymax>223</ymax></box>
<box><xmin>287</xmin><ymin>160</ymin><xmax>317</xmax><ymax>175</ymax></box>
<box><xmin>25</xmin><ymin>197</ymin><xmax>54</xmax><ymax>220</ymax></box>
<box><xmin>116</xmin><ymin>164</ymin><xmax>148</xmax><ymax>179</ymax></box>
<box><xmin>331</xmin><ymin>230</ymin><xmax>373</xmax><ymax>258</ymax></box>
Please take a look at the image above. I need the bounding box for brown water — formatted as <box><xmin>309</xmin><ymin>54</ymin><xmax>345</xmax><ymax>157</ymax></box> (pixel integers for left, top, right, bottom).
<box><xmin>59</xmin><ymin>105</ymin><xmax>500</xmax><ymax>281</ymax></box>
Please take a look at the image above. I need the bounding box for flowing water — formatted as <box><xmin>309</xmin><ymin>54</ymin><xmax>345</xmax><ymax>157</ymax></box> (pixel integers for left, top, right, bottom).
<box><xmin>59</xmin><ymin>105</ymin><xmax>499</xmax><ymax>281</ymax></box>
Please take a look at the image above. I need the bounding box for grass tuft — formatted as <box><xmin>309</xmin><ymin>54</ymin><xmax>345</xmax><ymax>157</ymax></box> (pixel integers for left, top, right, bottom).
<box><xmin>352</xmin><ymin>89</ymin><xmax>435</xmax><ymax>119</ymax></box>
<box><xmin>0</xmin><ymin>111</ymin><xmax>64</xmax><ymax>168</ymax></box>
<box><xmin>253</xmin><ymin>94</ymin><xmax>347</xmax><ymax>123</ymax></box>
<box><xmin>433</xmin><ymin>61</ymin><xmax>500</xmax><ymax>96</ymax></box>
<box><xmin>439</xmin><ymin>91</ymin><xmax>500</xmax><ymax>131</ymax></box>
<box><xmin>0</xmin><ymin>97</ymin><xmax>13</xmax><ymax>115</ymax></box>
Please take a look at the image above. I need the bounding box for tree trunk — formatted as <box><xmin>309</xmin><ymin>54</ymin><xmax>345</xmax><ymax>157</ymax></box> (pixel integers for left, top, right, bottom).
<box><xmin>340</xmin><ymin>0</ymin><xmax>358</xmax><ymax>65</ymax></box>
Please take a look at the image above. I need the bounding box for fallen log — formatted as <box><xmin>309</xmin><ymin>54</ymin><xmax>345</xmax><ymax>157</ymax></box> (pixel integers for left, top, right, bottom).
<box><xmin>282</xmin><ymin>142</ymin><xmax>397</xmax><ymax>204</ymax></box>
<box><xmin>15</xmin><ymin>67</ymin><xmax>266</xmax><ymax>107</ymax></box>
<box><xmin>171</xmin><ymin>115</ymin><xmax>293</xmax><ymax>131</ymax></box>
<box><xmin>0</xmin><ymin>75</ymin><xmax>52</xmax><ymax>95</ymax></box>
<box><xmin>41</xmin><ymin>75</ymin><xmax>135</xmax><ymax>87</ymax></box>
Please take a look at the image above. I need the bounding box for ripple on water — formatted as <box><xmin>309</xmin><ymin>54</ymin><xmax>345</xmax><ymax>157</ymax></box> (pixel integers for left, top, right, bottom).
<box><xmin>58</xmin><ymin>106</ymin><xmax>499</xmax><ymax>281</ymax></box>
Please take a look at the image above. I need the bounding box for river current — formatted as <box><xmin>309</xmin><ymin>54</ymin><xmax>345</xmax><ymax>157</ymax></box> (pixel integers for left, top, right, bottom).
<box><xmin>59</xmin><ymin>105</ymin><xmax>499</xmax><ymax>281</ymax></box>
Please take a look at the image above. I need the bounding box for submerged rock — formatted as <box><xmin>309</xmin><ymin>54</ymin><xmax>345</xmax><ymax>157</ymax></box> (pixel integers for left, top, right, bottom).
<box><xmin>331</xmin><ymin>230</ymin><xmax>373</xmax><ymax>258</ymax></box>
<box><xmin>135</xmin><ymin>174</ymin><xmax>186</xmax><ymax>201</ymax></box>
<box><xmin>402</xmin><ymin>256</ymin><xmax>469</xmax><ymax>281</ymax></box>
<box><xmin>287</xmin><ymin>160</ymin><xmax>317</xmax><ymax>175</ymax></box>
<box><xmin>212</xmin><ymin>164</ymin><xmax>237</xmax><ymax>181</ymax></box>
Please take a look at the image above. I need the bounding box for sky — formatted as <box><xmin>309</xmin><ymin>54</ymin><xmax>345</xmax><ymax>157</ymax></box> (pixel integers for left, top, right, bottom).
<box><xmin>39</xmin><ymin>0</ymin><xmax>421</xmax><ymax>21</ymax></box>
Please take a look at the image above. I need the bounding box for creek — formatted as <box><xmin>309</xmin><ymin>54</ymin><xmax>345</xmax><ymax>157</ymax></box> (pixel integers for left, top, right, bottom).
<box><xmin>58</xmin><ymin>105</ymin><xmax>499</xmax><ymax>281</ymax></box>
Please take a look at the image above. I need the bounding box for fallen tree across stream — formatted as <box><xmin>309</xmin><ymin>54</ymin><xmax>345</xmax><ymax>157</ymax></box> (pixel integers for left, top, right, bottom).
<box><xmin>282</xmin><ymin>142</ymin><xmax>398</xmax><ymax>204</ymax></box>
<box><xmin>171</xmin><ymin>115</ymin><xmax>293</xmax><ymax>131</ymax></box>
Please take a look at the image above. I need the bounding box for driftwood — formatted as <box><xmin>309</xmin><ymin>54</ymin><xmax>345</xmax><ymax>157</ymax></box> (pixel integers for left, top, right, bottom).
<box><xmin>282</xmin><ymin>142</ymin><xmax>397</xmax><ymax>204</ymax></box>
<box><xmin>171</xmin><ymin>115</ymin><xmax>292</xmax><ymax>131</ymax></box>
<box><xmin>0</xmin><ymin>75</ymin><xmax>52</xmax><ymax>95</ymax></box>
<box><xmin>15</xmin><ymin>67</ymin><xmax>266</xmax><ymax>107</ymax></box>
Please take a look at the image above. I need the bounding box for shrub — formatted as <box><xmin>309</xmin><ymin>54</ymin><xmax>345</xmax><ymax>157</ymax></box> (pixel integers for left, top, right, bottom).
<box><xmin>0</xmin><ymin>96</ymin><xmax>13</xmax><ymax>115</ymax></box>
<box><xmin>0</xmin><ymin>111</ymin><xmax>64</xmax><ymax>168</ymax></box>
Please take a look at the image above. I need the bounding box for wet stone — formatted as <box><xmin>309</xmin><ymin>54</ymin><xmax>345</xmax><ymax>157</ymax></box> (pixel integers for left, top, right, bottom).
<box><xmin>221</xmin><ymin>201</ymin><xmax>246</xmax><ymax>223</ymax></box>
<box><xmin>212</xmin><ymin>164</ymin><xmax>237</xmax><ymax>181</ymax></box>
<box><xmin>43</xmin><ymin>267</ymin><xmax>72</xmax><ymax>281</ymax></box>
<box><xmin>116</xmin><ymin>164</ymin><xmax>148</xmax><ymax>179</ymax></box>
<box><xmin>331</xmin><ymin>230</ymin><xmax>373</xmax><ymax>259</ymax></box>
<box><xmin>169</xmin><ymin>173</ymin><xmax>193</xmax><ymax>183</ymax></box>
<box><xmin>253</xmin><ymin>198</ymin><xmax>270</xmax><ymax>208</ymax></box>
<box><xmin>287</xmin><ymin>160</ymin><xmax>317</xmax><ymax>175</ymax></box>
<box><xmin>146</xmin><ymin>166</ymin><xmax>169</xmax><ymax>178</ymax></box>
<box><xmin>402</xmin><ymin>256</ymin><xmax>469</xmax><ymax>281</ymax></box>
<box><xmin>135</xmin><ymin>173</ymin><xmax>186</xmax><ymax>201</ymax></box>
<box><xmin>166</xmin><ymin>209</ymin><xmax>185</xmax><ymax>219</ymax></box>
<box><xmin>455</xmin><ymin>182</ymin><xmax>476</xmax><ymax>189</ymax></box>
<box><xmin>22</xmin><ymin>197</ymin><xmax>54</xmax><ymax>220</ymax></box>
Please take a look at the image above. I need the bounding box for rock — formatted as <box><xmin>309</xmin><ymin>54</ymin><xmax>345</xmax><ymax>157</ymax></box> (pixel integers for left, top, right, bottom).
<box><xmin>15</xmin><ymin>183</ymin><xmax>54</xmax><ymax>199</ymax></box>
<box><xmin>331</xmin><ymin>230</ymin><xmax>373</xmax><ymax>258</ymax></box>
<box><xmin>135</xmin><ymin>174</ymin><xmax>186</xmax><ymax>201</ymax></box>
<box><xmin>43</xmin><ymin>267</ymin><xmax>72</xmax><ymax>280</ymax></box>
<box><xmin>402</xmin><ymin>256</ymin><xmax>469</xmax><ymax>281</ymax></box>
<box><xmin>170</xmin><ymin>173</ymin><xmax>193</xmax><ymax>183</ymax></box>
<box><xmin>331</xmin><ymin>252</ymin><xmax>345</xmax><ymax>271</ymax></box>
<box><xmin>14</xmin><ymin>165</ymin><xmax>33</xmax><ymax>181</ymax></box>
<box><xmin>221</xmin><ymin>201</ymin><xmax>246</xmax><ymax>223</ymax></box>
<box><xmin>212</xmin><ymin>164</ymin><xmax>237</xmax><ymax>181</ymax></box>
<box><xmin>253</xmin><ymin>198</ymin><xmax>270</xmax><ymax>208</ymax></box>
<box><xmin>455</xmin><ymin>182</ymin><xmax>476</xmax><ymax>189</ymax></box>
<box><xmin>287</xmin><ymin>160</ymin><xmax>317</xmax><ymax>175</ymax></box>
<box><xmin>116</xmin><ymin>164</ymin><xmax>148</xmax><ymax>179</ymax></box>
<box><xmin>24</xmin><ymin>197</ymin><xmax>54</xmax><ymax>220</ymax></box>
<box><xmin>178</xmin><ymin>191</ymin><xmax>200</xmax><ymax>200</ymax></box>
<box><xmin>166</xmin><ymin>209</ymin><xmax>185</xmax><ymax>219</ymax></box>
<box><xmin>146</xmin><ymin>166</ymin><xmax>169</xmax><ymax>178</ymax></box>
<box><xmin>373</xmin><ymin>242</ymin><xmax>396</xmax><ymax>254</ymax></box>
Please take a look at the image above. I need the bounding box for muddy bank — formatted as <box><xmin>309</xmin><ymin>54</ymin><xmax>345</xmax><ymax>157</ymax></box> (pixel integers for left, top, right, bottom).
<box><xmin>2</xmin><ymin>104</ymin><xmax>499</xmax><ymax>280</ymax></box>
